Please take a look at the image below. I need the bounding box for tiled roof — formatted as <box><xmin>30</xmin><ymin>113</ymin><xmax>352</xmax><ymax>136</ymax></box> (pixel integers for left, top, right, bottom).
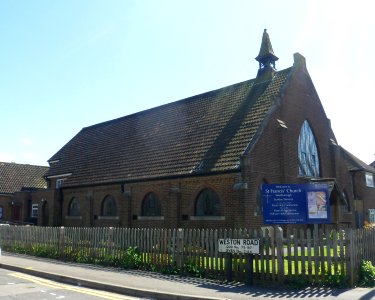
<box><xmin>0</xmin><ymin>162</ymin><xmax>48</xmax><ymax>194</ymax></box>
<box><xmin>340</xmin><ymin>147</ymin><xmax>375</xmax><ymax>173</ymax></box>
<box><xmin>46</xmin><ymin>67</ymin><xmax>292</xmax><ymax>187</ymax></box>
<box><xmin>370</xmin><ymin>161</ymin><xmax>375</xmax><ymax>168</ymax></box>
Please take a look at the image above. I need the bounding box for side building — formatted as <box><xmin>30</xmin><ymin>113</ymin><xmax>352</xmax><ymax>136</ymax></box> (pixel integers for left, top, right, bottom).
<box><xmin>40</xmin><ymin>30</ymin><xmax>375</xmax><ymax>229</ymax></box>
<box><xmin>0</xmin><ymin>162</ymin><xmax>49</xmax><ymax>225</ymax></box>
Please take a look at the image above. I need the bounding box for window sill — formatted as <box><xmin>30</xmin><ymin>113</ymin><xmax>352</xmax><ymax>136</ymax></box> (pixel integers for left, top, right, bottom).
<box><xmin>65</xmin><ymin>216</ymin><xmax>82</xmax><ymax>220</ymax></box>
<box><xmin>98</xmin><ymin>216</ymin><xmax>119</xmax><ymax>220</ymax></box>
<box><xmin>137</xmin><ymin>216</ymin><xmax>165</xmax><ymax>221</ymax></box>
<box><xmin>190</xmin><ymin>216</ymin><xmax>225</xmax><ymax>221</ymax></box>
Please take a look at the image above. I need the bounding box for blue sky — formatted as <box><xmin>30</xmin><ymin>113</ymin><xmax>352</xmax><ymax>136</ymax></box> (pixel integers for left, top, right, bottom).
<box><xmin>1</xmin><ymin>0</ymin><xmax>374</xmax><ymax>166</ymax></box>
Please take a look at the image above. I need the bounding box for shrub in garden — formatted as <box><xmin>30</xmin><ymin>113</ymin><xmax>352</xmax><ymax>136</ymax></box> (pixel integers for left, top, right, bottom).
<box><xmin>358</xmin><ymin>260</ymin><xmax>375</xmax><ymax>287</ymax></box>
<box><xmin>119</xmin><ymin>247</ymin><xmax>142</xmax><ymax>269</ymax></box>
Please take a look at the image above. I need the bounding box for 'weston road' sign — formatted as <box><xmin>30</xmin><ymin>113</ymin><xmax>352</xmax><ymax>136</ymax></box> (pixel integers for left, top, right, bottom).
<box><xmin>218</xmin><ymin>239</ymin><xmax>260</xmax><ymax>254</ymax></box>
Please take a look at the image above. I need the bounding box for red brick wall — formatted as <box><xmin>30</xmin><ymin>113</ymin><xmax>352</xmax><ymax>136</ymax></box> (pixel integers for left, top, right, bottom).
<box><xmin>60</xmin><ymin>173</ymin><xmax>242</xmax><ymax>228</ymax></box>
<box><xmin>240</xmin><ymin>55</ymin><xmax>357</xmax><ymax>228</ymax></box>
<box><xmin>0</xmin><ymin>194</ymin><xmax>13</xmax><ymax>222</ymax></box>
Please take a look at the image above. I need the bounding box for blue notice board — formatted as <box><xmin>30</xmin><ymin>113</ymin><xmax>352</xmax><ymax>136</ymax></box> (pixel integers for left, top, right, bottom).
<box><xmin>262</xmin><ymin>184</ymin><xmax>330</xmax><ymax>224</ymax></box>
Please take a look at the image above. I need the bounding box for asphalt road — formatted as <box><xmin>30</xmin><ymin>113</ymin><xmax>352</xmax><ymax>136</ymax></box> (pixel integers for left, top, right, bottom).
<box><xmin>0</xmin><ymin>268</ymin><xmax>142</xmax><ymax>300</ymax></box>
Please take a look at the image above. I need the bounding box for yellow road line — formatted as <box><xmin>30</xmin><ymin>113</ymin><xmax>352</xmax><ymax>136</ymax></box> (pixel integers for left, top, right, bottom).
<box><xmin>9</xmin><ymin>272</ymin><xmax>134</xmax><ymax>300</ymax></box>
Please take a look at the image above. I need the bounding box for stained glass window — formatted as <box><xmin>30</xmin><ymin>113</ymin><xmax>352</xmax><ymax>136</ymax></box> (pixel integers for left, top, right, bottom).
<box><xmin>298</xmin><ymin>120</ymin><xmax>320</xmax><ymax>177</ymax></box>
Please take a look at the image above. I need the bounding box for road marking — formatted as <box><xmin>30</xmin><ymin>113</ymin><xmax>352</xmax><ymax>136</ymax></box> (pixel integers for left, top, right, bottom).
<box><xmin>9</xmin><ymin>272</ymin><xmax>135</xmax><ymax>300</ymax></box>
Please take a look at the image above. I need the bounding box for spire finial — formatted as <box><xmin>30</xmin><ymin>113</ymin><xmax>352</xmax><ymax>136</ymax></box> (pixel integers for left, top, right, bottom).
<box><xmin>255</xmin><ymin>29</ymin><xmax>278</xmax><ymax>70</ymax></box>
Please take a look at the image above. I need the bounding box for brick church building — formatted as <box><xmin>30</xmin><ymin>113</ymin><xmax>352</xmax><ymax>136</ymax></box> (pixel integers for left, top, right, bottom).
<box><xmin>29</xmin><ymin>30</ymin><xmax>375</xmax><ymax>229</ymax></box>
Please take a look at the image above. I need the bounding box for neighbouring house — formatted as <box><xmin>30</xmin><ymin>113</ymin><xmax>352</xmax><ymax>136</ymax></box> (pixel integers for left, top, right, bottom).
<box><xmin>38</xmin><ymin>29</ymin><xmax>375</xmax><ymax>229</ymax></box>
<box><xmin>0</xmin><ymin>161</ymin><xmax>48</xmax><ymax>225</ymax></box>
<box><xmin>338</xmin><ymin>152</ymin><xmax>375</xmax><ymax>225</ymax></box>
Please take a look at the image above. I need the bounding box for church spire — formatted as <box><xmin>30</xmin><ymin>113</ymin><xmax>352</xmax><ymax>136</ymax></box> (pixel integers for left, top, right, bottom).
<box><xmin>255</xmin><ymin>29</ymin><xmax>279</xmax><ymax>79</ymax></box>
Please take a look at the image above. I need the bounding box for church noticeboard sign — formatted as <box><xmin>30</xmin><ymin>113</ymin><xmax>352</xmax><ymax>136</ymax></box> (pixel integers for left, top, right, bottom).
<box><xmin>218</xmin><ymin>239</ymin><xmax>260</xmax><ymax>254</ymax></box>
<box><xmin>262</xmin><ymin>184</ymin><xmax>330</xmax><ymax>224</ymax></box>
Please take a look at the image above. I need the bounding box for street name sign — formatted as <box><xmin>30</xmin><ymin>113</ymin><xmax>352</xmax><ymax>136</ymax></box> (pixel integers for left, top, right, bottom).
<box><xmin>218</xmin><ymin>239</ymin><xmax>260</xmax><ymax>254</ymax></box>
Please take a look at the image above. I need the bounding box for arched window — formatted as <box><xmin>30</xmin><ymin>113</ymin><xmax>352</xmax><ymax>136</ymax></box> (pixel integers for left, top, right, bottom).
<box><xmin>101</xmin><ymin>195</ymin><xmax>117</xmax><ymax>217</ymax></box>
<box><xmin>195</xmin><ymin>188</ymin><xmax>221</xmax><ymax>216</ymax></box>
<box><xmin>142</xmin><ymin>192</ymin><xmax>161</xmax><ymax>216</ymax></box>
<box><xmin>298</xmin><ymin>120</ymin><xmax>320</xmax><ymax>177</ymax></box>
<box><xmin>342</xmin><ymin>190</ymin><xmax>350</xmax><ymax>213</ymax></box>
<box><xmin>68</xmin><ymin>197</ymin><xmax>80</xmax><ymax>217</ymax></box>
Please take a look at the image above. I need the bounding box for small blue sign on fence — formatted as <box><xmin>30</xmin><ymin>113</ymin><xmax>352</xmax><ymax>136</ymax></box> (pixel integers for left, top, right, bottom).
<box><xmin>262</xmin><ymin>184</ymin><xmax>330</xmax><ymax>224</ymax></box>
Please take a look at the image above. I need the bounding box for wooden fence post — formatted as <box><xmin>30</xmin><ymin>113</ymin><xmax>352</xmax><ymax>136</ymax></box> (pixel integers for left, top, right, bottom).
<box><xmin>226</xmin><ymin>253</ymin><xmax>233</xmax><ymax>282</ymax></box>
<box><xmin>107</xmin><ymin>227</ymin><xmax>114</xmax><ymax>256</ymax></box>
<box><xmin>275</xmin><ymin>226</ymin><xmax>284</xmax><ymax>284</ymax></box>
<box><xmin>345</xmin><ymin>229</ymin><xmax>354</xmax><ymax>286</ymax></box>
<box><xmin>247</xmin><ymin>254</ymin><xmax>254</xmax><ymax>285</ymax></box>
<box><xmin>59</xmin><ymin>226</ymin><xmax>65</xmax><ymax>258</ymax></box>
<box><xmin>176</xmin><ymin>228</ymin><xmax>184</xmax><ymax>269</ymax></box>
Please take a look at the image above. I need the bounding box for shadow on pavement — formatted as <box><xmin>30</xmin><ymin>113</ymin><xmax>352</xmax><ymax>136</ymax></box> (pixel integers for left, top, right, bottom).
<box><xmin>3</xmin><ymin>253</ymin><xmax>352</xmax><ymax>299</ymax></box>
<box><xmin>359</xmin><ymin>289</ymin><xmax>375</xmax><ymax>300</ymax></box>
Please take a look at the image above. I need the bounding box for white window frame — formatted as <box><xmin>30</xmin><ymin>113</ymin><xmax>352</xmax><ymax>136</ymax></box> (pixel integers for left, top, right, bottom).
<box><xmin>56</xmin><ymin>178</ymin><xmax>65</xmax><ymax>188</ymax></box>
<box><xmin>369</xmin><ymin>209</ymin><xmax>375</xmax><ymax>223</ymax></box>
<box><xmin>31</xmin><ymin>204</ymin><xmax>38</xmax><ymax>218</ymax></box>
<box><xmin>366</xmin><ymin>173</ymin><xmax>374</xmax><ymax>188</ymax></box>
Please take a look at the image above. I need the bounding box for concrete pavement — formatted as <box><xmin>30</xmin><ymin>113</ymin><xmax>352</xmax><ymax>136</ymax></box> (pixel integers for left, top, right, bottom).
<box><xmin>0</xmin><ymin>252</ymin><xmax>374</xmax><ymax>300</ymax></box>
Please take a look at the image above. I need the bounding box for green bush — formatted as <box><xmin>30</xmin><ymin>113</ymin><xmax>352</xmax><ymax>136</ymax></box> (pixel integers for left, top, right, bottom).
<box><xmin>182</xmin><ymin>260</ymin><xmax>205</xmax><ymax>278</ymax></box>
<box><xmin>322</xmin><ymin>271</ymin><xmax>347</xmax><ymax>288</ymax></box>
<box><xmin>358</xmin><ymin>260</ymin><xmax>375</xmax><ymax>287</ymax></box>
<box><xmin>31</xmin><ymin>245</ymin><xmax>59</xmax><ymax>259</ymax></box>
<box><xmin>119</xmin><ymin>247</ymin><xmax>142</xmax><ymax>269</ymax></box>
<box><xmin>285</xmin><ymin>275</ymin><xmax>309</xmax><ymax>289</ymax></box>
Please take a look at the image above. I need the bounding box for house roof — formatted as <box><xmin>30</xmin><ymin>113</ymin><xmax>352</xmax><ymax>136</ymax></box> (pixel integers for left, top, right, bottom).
<box><xmin>46</xmin><ymin>67</ymin><xmax>292</xmax><ymax>187</ymax></box>
<box><xmin>340</xmin><ymin>147</ymin><xmax>375</xmax><ymax>173</ymax></box>
<box><xmin>0</xmin><ymin>162</ymin><xmax>48</xmax><ymax>194</ymax></box>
